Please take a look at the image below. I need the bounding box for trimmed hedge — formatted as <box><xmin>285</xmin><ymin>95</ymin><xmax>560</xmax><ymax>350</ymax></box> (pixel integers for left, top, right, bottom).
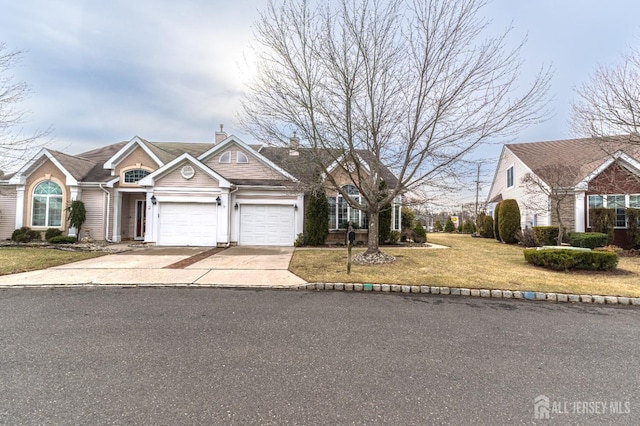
<box><xmin>480</xmin><ymin>215</ymin><xmax>494</xmax><ymax>238</ymax></box>
<box><xmin>533</xmin><ymin>226</ymin><xmax>560</xmax><ymax>246</ymax></box>
<box><xmin>569</xmin><ymin>232</ymin><xmax>608</xmax><ymax>249</ymax></box>
<box><xmin>11</xmin><ymin>227</ymin><xmax>41</xmax><ymax>243</ymax></box>
<box><xmin>627</xmin><ymin>208</ymin><xmax>640</xmax><ymax>249</ymax></box>
<box><xmin>524</xmin><ymin>248</ymin><xmax>618</xmax><ymax>271</ymax></box>
<box><xmin>498</xmin><ymin>199</ymin><xmax>521</xmax><ymax>244</ymax></box>
<box><xmin>494</xmin><ymin>201</ymin><xmax>502</xmax><ymax>241</ymax></box>
<box><xmin>45</xmin><ymin>228</ymin><xmax>63</xmax><ymax>242</ymax></box>
<box><xmin>49</xmin><ymin>236</ymin><xmax>77</xmax><ymax>244</ymax></box>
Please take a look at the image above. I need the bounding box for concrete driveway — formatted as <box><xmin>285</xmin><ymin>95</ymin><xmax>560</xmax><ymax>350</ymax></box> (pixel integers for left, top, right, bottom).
<box><xmin>0</xmin><ymin>246</ymin><xmax>306</xmax><ymax>288</ymax></box>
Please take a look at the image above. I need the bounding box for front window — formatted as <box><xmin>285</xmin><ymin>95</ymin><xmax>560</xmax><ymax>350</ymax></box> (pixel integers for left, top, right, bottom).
<box><xmin>123</xmin><ymin>169</ymin><xmax>150</xmax><ymax>184</ymax></box>
<box><xmin>32</xmin><ymin>181</ymin><xmax>63</xmax><ymax>227</ymax></box>
<box><xmin>507</xmin><ymin>166</ymin><xmax>514</xmax><ymax>188</ymax></box>
<box><xmin>587</xmin><ymin>194</ymin><xmax>640</xmax><ymax>228</ymax></box>
<box><xmin>607</xmin><ymin>195</ymin><xmax>626</xmax><ymax>227</ymax></box>
<box><xmin>329</xmin><ymin>185</ymin><xmax>367</xmax><ymax>229</ymax></box>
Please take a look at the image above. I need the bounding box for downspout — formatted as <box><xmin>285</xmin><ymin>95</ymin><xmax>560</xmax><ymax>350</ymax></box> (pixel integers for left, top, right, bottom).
<box><xmin>226</xmin><ymin>186</ymin><xmax>239</xmax><ymax>247</ymax></box>
<box><xmin>99</xmin><ymin>183</ymin><xmax>112</xmax><ymax>243</ymax></box>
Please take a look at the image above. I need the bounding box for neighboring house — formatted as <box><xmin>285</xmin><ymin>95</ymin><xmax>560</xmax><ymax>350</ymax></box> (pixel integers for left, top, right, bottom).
<box><xmin>0</xmin><ymin>129</ymin><xmax>401</xmax><ymax>246</ymax></box>
<box><xmin>487</xmin><ymin>136</ymin><xmax>640</xmax><ymax>248</ymax></box>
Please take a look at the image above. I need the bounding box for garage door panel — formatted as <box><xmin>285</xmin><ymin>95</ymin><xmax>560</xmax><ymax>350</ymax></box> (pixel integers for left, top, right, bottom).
<box><xmin>239</xmin><ymin>204</ymin><xmax>294</xmax><ymax>246</ymax></box>
<box><xmin>158</xmin><ymin>202</ymin><xmax>217</xmax><ymax>246</ymax></box>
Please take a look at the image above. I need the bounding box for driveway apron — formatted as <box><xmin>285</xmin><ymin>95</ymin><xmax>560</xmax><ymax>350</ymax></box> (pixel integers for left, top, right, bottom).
<box><xmin>0</xmin><ymin>246</ymin><xmax>306</xmax><ymax>287</ymax></box>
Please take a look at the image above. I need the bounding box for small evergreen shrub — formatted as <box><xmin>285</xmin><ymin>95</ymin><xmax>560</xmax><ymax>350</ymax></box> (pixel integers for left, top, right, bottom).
<box><xmin>45</xmin><ymin>228</ymin><xmax>63</xmax><ymax>242</ymax></box>
<box><xmin>11</xmin><ymin>227</ymin><xmax>41</xmax><ymax>243</ymax></box>
<box><xmin>433</xmin><ymin>219</ymin><xmax>443</xmax><ymax>232</ymax></box>
<box><xmin>515</xmin><ymin>228</ymin><xmax>538</xmax><ymax>247</ymax></box>
<box><xmin>589</xmin><ymin>207</ymin><xmax>615</xmax><ymax>244</ymax></box>
<box><xmin>444</xmin><ymin>217</ymin><xmax>455</xmax><ymax>233</ymax></box>
<box><xmin>524</xmin><ymin>248</ymin><xmax>618</xmax><ymax>271</ymax></box>
<box><xmin>412</xmin><ymin>221</ymin><xmax>427</xmax><ymax>243</ymax></box>
<box><xmin>480</xmin><ymin>216</ymin><xmax>494</xmax><ymax>238</ymax></box>
<box><xmin>494</xmin><ymin>201</ymin><xmax>502</xmax><ymax>241</ymax></box>
<box><xmin>388</xmin><ymin>230</ymin><xmax>400</xmax><ymax>244</ymax></box>
<box><xmin>569</xmin><ymin>232</ymin><xmax>608</xmax><ymax>249</ymax></box>
<box><xmin>49</xmin><ymin>235</ymin><xmax>77</xmax><ymax>244</ymax></box>
<box><xmin>532</xmin><ymin>226</ymin><xmax>560</xmax><ymax>246</ymax></box>
<box><xmin>304</xmin><ymin>188</ymin><xmax>329</xmax><ymax>245</ymax></box>
<box><xmin>461</xmin><ymin>219</ymin><xmax>476</xmax><ymax>234</ymax></box>
<box><xmin>498</xmin><ymin>199</ymin><xmax>521</xmax><ymax>244</ymax></box>
<box><xmin>294</xmin><ymin>233</ymin><xmax>305</xmax><ymax>247</ymax></box>
<box><xmin>626</xmin><ymin>208</ymin><xmax>640</xmax><ymax>249</ymax></box>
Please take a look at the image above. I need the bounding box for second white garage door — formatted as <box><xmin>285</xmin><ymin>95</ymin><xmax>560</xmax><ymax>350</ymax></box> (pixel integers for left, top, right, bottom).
<box><xmin>158</xmin><ymin>202</ymin><xmax>217</xmax><ymax>246</ymax></box>
<box><xmin>239</xmin><ymin>204</ymin><xmax>294</xmax><ymax>246</ymax></box>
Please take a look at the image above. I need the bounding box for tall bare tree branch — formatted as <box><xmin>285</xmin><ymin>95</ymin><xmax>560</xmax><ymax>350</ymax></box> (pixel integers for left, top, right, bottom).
<box><xmin>240</xmin><ymin>0</ymin><xmax>551</xmax><ymax>256</ymax></box>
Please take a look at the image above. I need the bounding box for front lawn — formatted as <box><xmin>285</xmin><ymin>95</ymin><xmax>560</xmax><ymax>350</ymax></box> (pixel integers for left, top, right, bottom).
<box><xmin>290</xmin><ymin>233</ymin><xmax>640</xmax><ymax>297</ymax></box>
<box><xmin>0</xmin><ymin>248</ymin><xmax>105</xmax><ymax>276</ymax></box>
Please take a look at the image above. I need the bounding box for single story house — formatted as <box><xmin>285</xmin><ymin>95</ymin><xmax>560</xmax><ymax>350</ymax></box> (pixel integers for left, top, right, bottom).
<box><xmin>0</xmin><ymin>129</ymin><xmax>401</xmax><ymax>246</ymax></box>
<box><xmin>487</xmin><ymin>136</ymin><xmax>640</xmax><ymax>247</ymax></box>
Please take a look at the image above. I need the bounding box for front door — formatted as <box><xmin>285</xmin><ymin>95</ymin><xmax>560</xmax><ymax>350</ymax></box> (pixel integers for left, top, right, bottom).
<box><xmin>135</xmin><ymin>200</ymin><xmax>146</xmax><ymax>240</ymax></box>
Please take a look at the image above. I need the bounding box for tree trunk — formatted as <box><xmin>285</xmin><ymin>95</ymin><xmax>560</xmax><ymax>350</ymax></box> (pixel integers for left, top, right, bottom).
<box><xmin>555</xmin><ymin>204</ymin><xmax>563</xmax><ymax>246</ymax></box>
<box><xmin>366</xmin><ymin>211</ymin><xmax>380</xmax><ymax>255</ymax></box>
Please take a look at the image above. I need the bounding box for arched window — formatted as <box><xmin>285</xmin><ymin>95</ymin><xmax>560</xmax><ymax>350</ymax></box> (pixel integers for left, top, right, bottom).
<box><xmin>328</xmin><ymin>185</ymin><xmax>368</xmax><ymax>229</ymax></box>
<box><xmin>32</xmin><ymin>181</ymin><xmax>63</xmax><ymax>227</ymax></box>
<box><xmin>236</xmin><ymin>151</ymin><xmax>249</xmax><ymax>163</ymax></box>
<box><xmin>123</xmin><ymin>169</ymin><xmax>151</xmax><ymax>184</ymax></box>
<box><xmin>219</xmin><ymin>151</ymin><xmax>231</xmax><ymax>163</ymax></box>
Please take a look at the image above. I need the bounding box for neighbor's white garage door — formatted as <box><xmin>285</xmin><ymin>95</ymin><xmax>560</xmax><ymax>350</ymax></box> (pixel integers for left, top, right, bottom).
<box><xmin>239</xmin><ymin>204</ymin><xmax>294</xmax><ymax>246</ymax></box>
<box><xmin>158</xmin><ymin>202</ymin><xmax>217</xmax><ymax>246</ymax></box>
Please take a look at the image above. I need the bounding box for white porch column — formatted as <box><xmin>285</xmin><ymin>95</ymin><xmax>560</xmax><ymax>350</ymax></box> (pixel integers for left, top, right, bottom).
<box><xmin>575</xmin><ymin>192</ymin><xmax>586</xmax><ymax>232</ymax></box>
<box><xmin>112</xmin><ymin>190</ymin><xmax>122</xmax><ymax>242</ymax></box>
<box><xmin>295</xmin><ymin>194</ymin><xmax>304</xmax><ymax>237</ymax></box>
<box><xmin>145</xmin><ymin>192</ymin><xmax>156</xmax><ymax>243</ymax></box>
<box><xmin>15</xmin><ymin>186</ymin><xmax>25</xmax><ymax>228</ymax></box>
<box><xmin>217</xmin><ymin>191</ymin><xmax>230</xmax><ymax>245</ymax></box>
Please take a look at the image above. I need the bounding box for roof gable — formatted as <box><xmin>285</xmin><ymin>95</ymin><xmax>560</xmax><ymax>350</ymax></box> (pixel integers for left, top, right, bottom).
<box><xmin>138</xmin><ymin>153</ymin><xmax>231</xmax><ymax>188</ymax></box>
<box><xmin>103</xmin><ymin>136</ymin><xmax>164</xmax><ymax>170</ymax></box>
<box><xmin>9</xmin><ymin>149</ymin><xmax>79</xmax><ymax>186</ymax></box>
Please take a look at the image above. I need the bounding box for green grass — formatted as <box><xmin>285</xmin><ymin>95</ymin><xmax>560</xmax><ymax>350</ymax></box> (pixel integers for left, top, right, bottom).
<box><xmin>0</xmin><ymin>248</ymin><xmax>105</xmax><ymax>276</ymax></box>
<box><xmin>290</xmin><ymin>233</ymin><xmax>640</xmax><ymax>297</ymax></box>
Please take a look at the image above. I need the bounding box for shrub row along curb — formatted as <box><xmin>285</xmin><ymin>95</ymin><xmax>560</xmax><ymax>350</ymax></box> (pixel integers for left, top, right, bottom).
<box><xmin>301</xmin><ymin>283</ymin><xmax>640</xmax><ymax>306</ymax></box>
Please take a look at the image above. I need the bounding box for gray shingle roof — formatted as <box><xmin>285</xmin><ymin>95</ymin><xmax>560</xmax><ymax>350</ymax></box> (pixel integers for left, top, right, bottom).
<box><xmin>507</xmin><ymin>136</ymin><xmax>640</xmax><ymax>186</ymax></box>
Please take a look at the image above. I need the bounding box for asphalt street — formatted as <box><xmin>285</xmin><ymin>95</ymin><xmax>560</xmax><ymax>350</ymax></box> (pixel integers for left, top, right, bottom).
<box><xmin>0</xmin><ymin>288</ymin><xmax>638</xmax><ymax>425</ymax></box>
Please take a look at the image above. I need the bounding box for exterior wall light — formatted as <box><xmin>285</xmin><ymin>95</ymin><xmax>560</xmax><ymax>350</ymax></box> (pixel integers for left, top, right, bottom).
<box><xmin>150</xmin><ymin>195</ymin><xmax>157</xmax><ymax>205</ymax></box>
<box><xmin>216</xmin><ymin>196</ymin><xmax>222</xmax><ymax>206</ymax></box>
<box><xmin>234</xmin><ymin>202</ymin><xmax>239</xmax><ymax>210</ymax></box>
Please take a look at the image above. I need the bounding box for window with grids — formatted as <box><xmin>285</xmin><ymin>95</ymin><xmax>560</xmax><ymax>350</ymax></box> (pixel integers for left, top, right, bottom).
<box><xmin>123</xmin><ymin>169</ymin><xmax>150</xmax><ymax>183</ymax></box>
<box><xmin>587</xmin><ymin>194</ymin><xmax>640</xmax><ymax>228</ymax></box>
<box><xmin>328</xmin><ymin>185</ymin><xmax>367</xmax><ymax>229</ymax></box>
<box><xmin>32</xmin><ymin>181</ymin><xmax>63</xmax><ymax>227</ymax></box>
<box><xmin>607</xmin><ymin>195</ymin><xmax>627</xmax><ymax>227</ymax></box>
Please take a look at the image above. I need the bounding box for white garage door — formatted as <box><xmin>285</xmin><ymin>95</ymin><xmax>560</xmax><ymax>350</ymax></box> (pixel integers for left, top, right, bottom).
<box><xmin>239</xmin><ymin>204</ymin><xmax>295</xmax><ymax>246</ymax></box>
<box><xmin>158</xmin><ymin>202</ymin><xmax>217</xmax><ymax>246</ymax></box>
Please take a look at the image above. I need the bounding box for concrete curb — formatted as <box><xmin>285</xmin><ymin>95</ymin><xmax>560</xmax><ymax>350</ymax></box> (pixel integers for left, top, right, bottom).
<box><xmin>299</xmin><ymin>283</ymin><xmax>640</xmax><ymax>306</ymax></box>
<box><xmin>1</xmin><ymin>282</ymin><xmax>638</xmax><ymax>306</ymax></box>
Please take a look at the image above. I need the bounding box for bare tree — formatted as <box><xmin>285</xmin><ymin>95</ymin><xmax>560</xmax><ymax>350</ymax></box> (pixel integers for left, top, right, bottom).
<box><xmin>241</xmin><ymin>0</ymin><xmax>551</xmax><ymax>260</ymax></box>
<box><xmin>521</xmin><ymin>165</ymin><xmax>582</xmax><ymax>245</ymax></box>
<box><xmin>0</xmin><ymin>42</ymin><xmax>50</xmax><ymax>174</ymax></box>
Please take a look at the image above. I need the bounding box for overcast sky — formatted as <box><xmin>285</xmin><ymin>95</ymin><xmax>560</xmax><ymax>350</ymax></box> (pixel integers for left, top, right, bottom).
<box><xmin>2</xmin><ymin>0</ymin><xmax>639</xmax><ymax>199</ymax></box>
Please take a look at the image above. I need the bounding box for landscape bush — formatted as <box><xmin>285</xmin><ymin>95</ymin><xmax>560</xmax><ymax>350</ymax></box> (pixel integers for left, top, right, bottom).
<box><xmin>532</xmin><ymin>226</ymin><xmax>562</xmax><ymax>246</ymax></box>
<box><xmin>45</xmin><ymin>228</ymin><xmax>63</xmax><ymax>242</ymax></box>
<box><xmin>433</xmin><ymin>219</ymin><xmax>443</xmax><ymax>232</ymax></box>
<box><xmin>515</xmin><ymin>228</ymin><xmax>538</xmax><ymax>247</ymax></box>
<box><xmin>444</xmin><ymin>217</ymin><xmax>455</xmax><ymax>233</ymax></box>
<box><xmin>626</xmin><ymin>208</ymin><xmax>640</xmax><ymax>249</ymax></box>
<box><xmin>480</xmin><ymin>215</ymin><xmax>494</xmax><ymax>238</ymax></box>
<box><xmin>412</xmin><ymin>221</ymin><xmax>427</xmax><ymax>243</ymax></box>
<box><xmin>589</xmin><ymin>207</ymin><xmax>615</xmax><ymax>244</ymax></box>
<box><xmin>493</xmin><ymin>201</ymin><xmax>502</xmax><ymax>241</ymax></box>
<box><xmin>498</xmin><ymin>199</ymin><xmax>521</xmax><ymax>244</ymax></box>
<box><xmin>48</xmin><ymin>235</ymin><xmax>78</xmax><ymax>244</ymax></box>
<box><xmin>388</xmin><ymin>230</ymin><xmax>400</xmax><ymax>244</ymax></box>
<box><xmin>461</xmin><ymin>219</ymin><xmax>476</xmax><ymax>234</ymax></box>
<box><xmin>524</xmin><ymin>248</ymin><xmax>618</xmax><ymax>271</ymax></box>
<box><xmin>11</xmin><ymin>227</ymin><xmax>41</xmax><ymax>243</ymax></box>
<box><xmin>569</xmin><ymin>232</ymin><xmax>608</xmax><ymax>249</ymax></box>
<box><xmin>304</xmin><ymin>188</ymin><xmax>329</xmax><ymax>245</ymax></box>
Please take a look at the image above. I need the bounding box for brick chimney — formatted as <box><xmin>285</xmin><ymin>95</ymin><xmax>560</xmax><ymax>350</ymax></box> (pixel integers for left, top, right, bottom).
<box><xmin>289</xmin><ymin>131</ymin><xmax>300</xmax><ymax>156</ymax></box>
<box><xmin>215</xmin><ymin>124</ymin><xmax>227</xmax><ymax>144</ymax></box>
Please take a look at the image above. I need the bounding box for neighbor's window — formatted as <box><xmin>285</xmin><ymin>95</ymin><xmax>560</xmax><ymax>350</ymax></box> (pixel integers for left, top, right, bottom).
<box><xmin>32</xmin><ymin>181</ymin><xmax>63</xmax><ymax>227</ymax></box>
<box><xmin>236</xmin><ymin>151</ymin><xmax>249</xmax><ymax>163</ymax></box>
<box><xmin>219</xmin><ymin>151</ymin><xmax>231</xmax><ymax>163</ymax></box>
<box><xmin>607</xmin><ymin>195</ymin><xmax>626</xmax><ymax>227</ymax></box>
<box><xmin>123</xmin><ymin>169</ymin><xmax>150</xmax><ymax>184</ymax></box>
<box><xmin>506</xmin><ymin>166</ymin><xmax>514</xmax><ymax>188</ymax></box>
